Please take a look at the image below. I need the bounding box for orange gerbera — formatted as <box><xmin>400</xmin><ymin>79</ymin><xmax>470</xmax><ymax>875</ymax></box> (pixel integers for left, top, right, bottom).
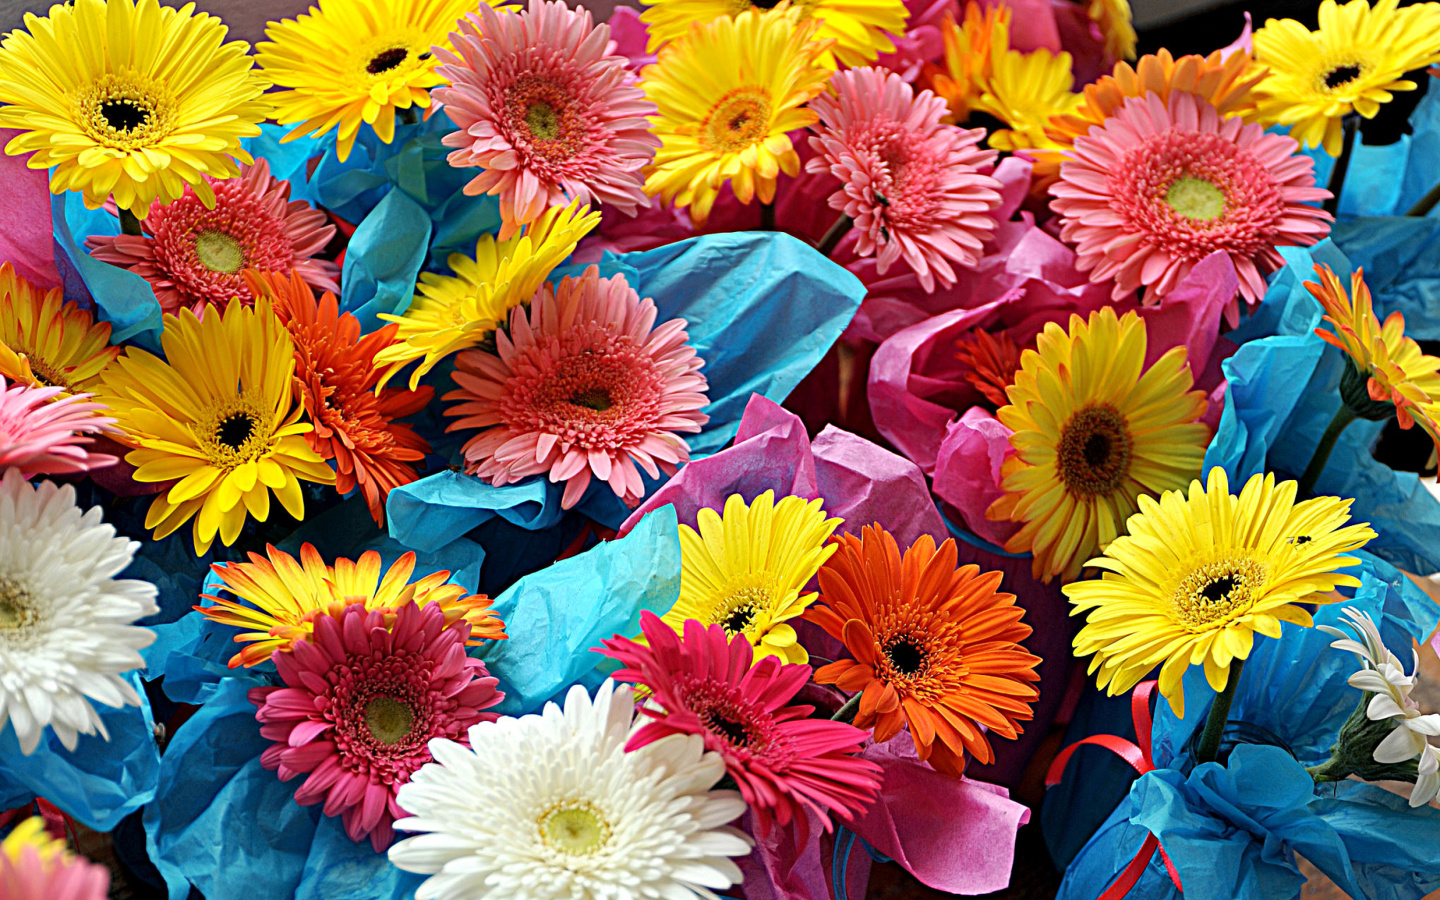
<box><xmin>807</xmin><ymin>526</ymin><xmax>1040</xmax><ymax>775</ymax></box>
<box><xmin>1032</xmin><ymin>48</ymin><xmax>1265</xmax><ymax>187</ymax></box>
<box><xmin>0</xmin><ymin>263</ymin><xmax>118</xmax><ymax>393</ymax></box>
<box><xmin>200</xmin><ymin>542</ymin><xmax>506</xmax><ymax>668</ymax></box>
<box><xmin>252</xmin><ymin>271</ymin><xmax>432</xmax><ymax>526</ymax></box>
<box><xmin>928</xmin><ymin>2</ymin><xmax>1009</xmax><ymax>124</ymax></box>
<box><xmin>954</xmin><ymin>328</ymin><xmax>1023</xmax><ymax>409</ymax></box>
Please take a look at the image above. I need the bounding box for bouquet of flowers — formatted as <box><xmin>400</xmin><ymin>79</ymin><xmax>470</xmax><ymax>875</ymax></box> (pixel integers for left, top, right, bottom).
<box><xmin>0</xmin><ymin>0</ymin><xmax>1436</xmax><ymax>897</ymax></box>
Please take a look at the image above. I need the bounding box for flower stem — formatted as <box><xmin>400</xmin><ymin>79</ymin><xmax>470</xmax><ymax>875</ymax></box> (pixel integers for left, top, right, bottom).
<box><xmin>1195</xmin><ymin>658</ymin><xmax>1245</xmax><ymax>765</ymax></box>
<box><xmin>831</xmin><ymin>691</ymin><xmax>862</xmax><ymax>724</ymax></box>
<box><xmin>118</xmin><ymin>207</ymin><xmax>143</xmax><ymax>236</ymax></box>
<box><xmin>1407</xmin><ymin>180</ymin><xmax>1440</xmax><ymax>217</ymax></box>
<box><xmin>816</xmin><ymin>215</ymin><xmax>852</xmax><ymax>257</ymax></box>
<box><xmin>398</xmin><ymin>105</ymin><xmax>421</xmax><ymax>126</ymax></box>
<box><xmin>758</xmin><ymin>201</ymin><xmax>776</xmax><ymax>232</ymax></box>
<box><xmin>1298</xmin><ymin>404</ymin><xmax>1359</xmax><ymax>496</ymax></box>
<box><xmin>1322</xmin><ymin>116</ymin><xmax>1358</xmax><ymax>216</ymax></box>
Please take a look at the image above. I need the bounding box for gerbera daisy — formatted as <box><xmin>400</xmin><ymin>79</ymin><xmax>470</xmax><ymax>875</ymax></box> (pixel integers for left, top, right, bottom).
<box><xmin>930</xmin><ymin>2</ymin><xmax>1009</xmax><ymax>125</ymax></box>
<box><xmin>0</xmin><ymin>0</ymin><xmax>269</xmax><ymax>216</ymax></box>
<box><xmin>254</xmin><ymin>271</ymin><xmax>431</xmax><ymax>526</ymax></box>
<box><xmin>0</xmin><ymin>264</ymin><xmax>118</xmax><ymax>393</ymax></box>
<box><xmin>1065</xmin><ymin>468</ymin><xmax>1376</xmax><ymax>716</ymax></box>
<box><xmin>200</xmin><ymin>542</ymin><xmax>505</xmax><ymax>668</ymax></box>
<box><xmin>0</xmin><ymin>470</ymin><xmax>157</xmax><ymax>754</ymax></box>
<box><xmin>0</xmin><ymin>817</ymin><xmax>109</xmax><ymax>900</ymax></box>
<box><xmin>0</xmin><ymin>377</ymin><xmax>115</xmax><ymax>476</ymax></box>
<box><xmin>806</xmin><ymin>67</ymin><xmax>1003</xmax><ymax>294</ymax></box>
<box><xmin>1252</xmin><ymin>0</ymin><xmax>1440</xmax><ymax>155</ymax></box>
<box><xmin>98</xmin><ymin>299</ymin><xmax>335</xmax><ymax>555</ymax></box>
<box><xmin>641</xmin><ymin>8</ymin><xmax>833</xmax><ymax>224</ymax></box>
<box><xmin>1050</xmin><ymin>92</ymin><xmax>1333</xmax><ymax>308</ymax></box>
<box><xmin>971</xmin><ymin>40</ymin><xmax>1081</xmax><ymax>152</ymax></box>
<box><xmin>986</xmin><ymin>307</ymin><xmax>1211</xmax><ymax>583</ymax></box>
<box><xmin>661</xmin><ymin>491</ymin><xmax>841</xmax><ymax>665</ymax></box>
<box><xmin>374</xmin><ymin>200</ymin><xmax>600</xmax><ymax>390</ymax></box>
<box><xmin>1308</xmin><ymin>264</ymin><xmax>1440</xmax><ymax>446</ymax></box>
<box><xmin>1088</xmin><ymin>0</ymin><xmax>1137</xmax><ymax>63</ymax></box>
<box><xmin>807</xmin><ymin>526</ymin><xmax>1040</xmax><ymax>776</ymax></box>
<box><xmin>639</xmin><ymin>0</ymin><xmax>908</xmax><ymax>69</ymax></box>
<box><xmin>954</xmin><ymin>328</ymin><xmax>1023</xmax><ymax>409</ymax></box>
<box><xmin>444</xmin><ymin>265</ymin><xmax>708</xmax><ymax>509</ymax></box>
<box><xmin>599</xmin><ymin>610</ymin><xmax>882</xmax><ymax>838</ymax></box>
<box><xmin>85</xmin><ymin>160</ymin><xmax>339</xmax><ymax>317</ymax></box>
<box><xmin>434</xmin><ymin>0</ymin><xmax>660</xmax><ymax>240</ymax></box>
<box><xmin>251</xmin><ymin>601</ymin><xmax>503</xmax><ymax>851</ymax></box>
<box><xmin>257</xmin><ymin>0</ymin><xmax>507</xmax><ymax>163</ymax></box>
<box><xmin>389</xmin><ymin>680</ymin><xmax>751</xmax><ymax>900</ymax></box>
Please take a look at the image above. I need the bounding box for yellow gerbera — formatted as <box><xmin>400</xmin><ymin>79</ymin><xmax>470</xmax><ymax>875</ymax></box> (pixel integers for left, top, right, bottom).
<box><xmin>986</xmin><ymin>307</ymin><xmax>1211</xmax><ymax>583</ymax></box>
<box><xmin>99</xmin><ymin>299</ymin><xmax>336</xmax><ymax>555</ymax></box>
<box><xmin>0</xmin><ymin>0</ymin><xmax>270</xmax><ymax>217</ymax></box>
<box><xmin>639</xmin><ymin>0</ymin><xmax>907</xmax><ymax>69</ymax></box>
<box><xmin>931</xmin><ymin>2</ymin><xmax>1010</xmax><ymax>124</ymax></box>
<box><xmin>1253</xmin><ymin>0</ymin><xmax>1440</xmax><ymax>155</ymax></box>
<box><xmin>0</xmin><ymin>263</ymin><xmax>119</xmax><ymax>393</ymax></box>
<box><xmin>1087</xmin><ymin>0</ymin><xmax>1137</xmax><ymax>63</ymax></box>
<box><xmin>373</xmin><ymin>200</ymin><xmax>601</xmax><ymax>390</ymax></box>
<box><xmin>200</xmin><ymin>543</ymin><xmax>507</xmax><ymax>667</ymax></box>
<box><xmin>641</xmin><ymin>7</ymin><xmax>833</xmax><ymax>225</ymax></box>
<box><xmin>664</xmin><ymin>491</ymin><xmax>842</xmax><ymax>665</ymax></box>
<box><xmin>257</xmin><ymin>0</ymin><xmax>508</xmax><ymax>163</ymax></box>
<box><xmin>971</xmin><ymin>39</ymin><xmax>1082</xmax><ymax>152</ymax></box>
<box><xmin>1309</xmin><ymin>264</ymin><xmax>1440</xmax><ymax>443</ymax></box>
<box><xmin>1065</xmin><ymin>468</ymin><xmax>1376</xmax><ymax>716</ymax></box>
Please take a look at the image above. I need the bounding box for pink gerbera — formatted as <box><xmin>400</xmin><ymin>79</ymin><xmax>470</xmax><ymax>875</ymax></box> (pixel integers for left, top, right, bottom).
<box><xmin>435</xmin><ymin>0</ymin><xmax>660</xmax><ymax>239</ymax></box>
<box><xmin>249</xmin><ymin>601</ymin><xmax>503</xmax><ymax>851</ymax></box>
<box><xmin>444</xmin><ymin>265</ymin><xmax>709</xmax><ymax>509</ymax></box>
<box><xmin>598</xmin><ymin>610</ymin><xmax>882</xmax><ymax>840</ymax></box>
<box><xmin>806</xmin><ymin>66</ymin><xmax>1003</xmax><ymax>293</ymax></box>
<box><xmin>0</xmin><ymin>376</ymin><xmax>115</xmax><ymax>476</ymax></box>
<box><xmin>1049</xmin><ymin>91</ymin><xmax>1332</xmax><ymax>314</ymax></box>
<box><xmin>86</xmin><ymin>159</ymin><xmax>339</xmax><ymax>317</ymax></box>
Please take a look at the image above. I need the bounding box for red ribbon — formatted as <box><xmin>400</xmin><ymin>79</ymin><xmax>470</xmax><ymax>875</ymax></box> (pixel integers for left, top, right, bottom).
<box><xmin>1045</xmin><ymin>681</ymin><xmax>1184</xmax><ymax>899</ymax></box>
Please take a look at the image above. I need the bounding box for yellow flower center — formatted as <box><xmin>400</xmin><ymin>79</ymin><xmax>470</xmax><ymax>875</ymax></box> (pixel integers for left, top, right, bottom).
<box><xmin>539</xmin><ymin>801</ymin><xmax>610</xmax><ymax>855</ymax></box>
<box><xmin>197</xmin><ymin>394</ymin><xmax>274</xmax><ymax>469</ymax></box>
<box><xmin>194</xmin><ymin>231</ymin><xmax>246</xmax><ymax>274</ymax></box>
<box><xmin>363</xmin><ymin>695</ymin><xmax>415</xmax><ymax>745</ymax></box>
<box><xmin>1057</xmin><ymin>404</ymin><xmax>1134</xmax><ymax>497</ymax></box>
<box><xmin>1166</xmin><ymin>177</ymin><xmax>1226</xmax><ymax>221</ymax></box>
<box><xmin>0</xmin><ymin>575</ymin><xmax>35</xmax><ymax>631</ymax></box>
<box><xmin>525</xmin><ymin>101</ymin><xmax>562</xmax><ymax>142</ymax></box>
<box><xmin>712</xmin><ymin>583</ymin><xmax>770</xmax><ymax>636</ymax></box>
<box><xmin>1170</xmin><ymin>557</ymin><xmax>1267</xmax><ymax>630</ymax></box>
<box><xmin>700</xmin><ymin>88</ymin><xmax>774</xmax><ymax>154</ymax></box>
<box><xmin>78</xmin><ymin>73</ymin><xmax>174</xmax><ymax>150</ymax></box>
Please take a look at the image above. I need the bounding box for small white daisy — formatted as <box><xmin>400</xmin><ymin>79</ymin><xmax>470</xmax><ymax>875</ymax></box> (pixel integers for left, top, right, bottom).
<box><xmin>389</xmin><ymin>679</ymin><xmax>752</xmax><ymax>900</ymax></box>
<box><xmin>0</xmin><ymin>469</ymin><xmax>158</xmax><ymax>754</ymax></box>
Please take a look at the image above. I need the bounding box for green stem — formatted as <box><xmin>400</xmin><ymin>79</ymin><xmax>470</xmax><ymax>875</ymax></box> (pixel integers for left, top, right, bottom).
<box><xmin>831</xmin><ymin>691</ymin><xmax>862</xmax><ymax>724</ymax></box>
<box><xmin>118</xmin><ymin>207</ymin><xmax>143</xmax><ymax>236</ymax></box>
<box><xmin>816</xmin><ymin>214</ymin><xmax>852</xmax><ymax>257</ymax></box>
<box><xmin>1322</xmin><ymin>116</ymin><xmax>1357</xmax><ymax>216</ymax></box>
<box><xmin>1195</xmin><ymin>658</ymin><xmax>1245</xmax><ymax>764</ymax></box>
<box><xmin>397</xmin><ymin>105</ymin><xmax>421</xmax><ymax>126</ymax></box>
<box><xmin>1298</xmin><ymin>404</ymin><xmax>1358</xmax><ymax>497</ymax></box>
<box><xmin>1306</xmin><ymin>754</ymin><xmax>1354</xmax><ymax>783</ymax></box>
<box><xmin>759</xmin><ymin>200</ymin><xmax>776</xmax><ymax>232</ymax></box>
<box><xmin>1407</xmin><ymin>180</ymin><xmax>1440</xmax><ymax>217</ymax></box>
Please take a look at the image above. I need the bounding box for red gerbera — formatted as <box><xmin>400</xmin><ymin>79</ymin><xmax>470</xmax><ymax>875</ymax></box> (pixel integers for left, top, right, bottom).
<box><xmin>253</xmin><ymin>271</ymin><xmax>431</xmax><ymax>525</ymax></box>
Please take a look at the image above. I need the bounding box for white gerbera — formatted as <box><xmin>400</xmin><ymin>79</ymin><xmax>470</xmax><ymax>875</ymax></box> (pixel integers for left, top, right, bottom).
<box><xmin>389</xmin><ymin>679</ymin><xmax>752</xmax><ymax>900</ymax></box>
<box><xmin>0</xmin><ymin>469</ymin><xmax>158</xmax><ymax>754</ymax></box>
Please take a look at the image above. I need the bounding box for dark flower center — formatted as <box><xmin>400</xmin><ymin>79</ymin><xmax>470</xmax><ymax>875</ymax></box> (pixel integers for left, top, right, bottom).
<box><xmin>1057</xmin><ymin>404</ymin><xmax>1134</xmax><ymax>497</ymax></box>
<box><xmin>568</xmin><ymin>386</ymin><xmax>613</xmax><ymax>412</ymax></box>
<box><xmin>701</xmin><ymin>709</ymin><xmax>754</xmax><ymax>747</ymax></box>
<box><xmin>367</xmin><ymin>48</ymin><xmax>409</xmax><ymax>75</ymax></box>
<box><xmin>1200</xmin><ymin>575</ymin><xmax>1236</xmax><ymax>605</ymax></box>
<box><xmin>884</xmin><ymin>635</ymin><xmax>927</xmax><ymax>676</ymax></box>
<box><xmin>216</xmin><ymin>413</ymin><xmax>256</xmax><ymax>450</ymax></box>
<box><xmin>101</xmin><ymin>99</ymin><xmax>149</xmax><ymax>133</ymax></box>
<box><xmin>751</xmin><ymin>0</ymin><xmax>783</xmax><ymax>8</ymax></box>
<box><xmin>525</xmin><ymin>101</ymin><xmax>562</xmax><ymax>142</ymax></box>
<box><xmin>723</xmin><ymin>602</ymin><xmax>758</xmax><ymax>635</ymax></box>
<box><xmin>364</xmin><ymin>695</ymin><xmax>415</xmax><ymax>745</ymax></box>
<box><xmin>1325</xmin><ymin>65</ymin><xmax>1361</xmax><ymax>88</ymax></box>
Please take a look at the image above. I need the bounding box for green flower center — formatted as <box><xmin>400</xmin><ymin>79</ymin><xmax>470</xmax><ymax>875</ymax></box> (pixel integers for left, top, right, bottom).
<box><xmin>540</xmin><ymin>802</ymin><xmax>610</xmax><ymax>855</ymax></box>
<box><xmin>1165</xmin><ymin>177</ymin><xmax>1226</xmax><ymax>221</ymax></box>
<box><xmin>364</xmin><ymin>696</ymin><xmax>415</xmax><ymax>745</ymax></box>
<box><xmin>194</xmin><ymin>231</ymin><xmax>245</xmax><ymax>274</ymax></box>
<box><xmin>525</xmin><ymin>101</ymin><xmax>561</xmax><ymax>142</ymax></box>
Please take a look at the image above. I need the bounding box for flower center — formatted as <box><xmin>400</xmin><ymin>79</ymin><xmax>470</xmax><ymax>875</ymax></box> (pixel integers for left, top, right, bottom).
<box><xmin>1165</xmin><ymin>176</ymin><xmax>1225</xmax><ymax>221</ymax></box>
<box><xmin>367</xmin><ymin>47</ymin><xmax>409</xmax><ymax>75</ymax></box>
<box><xmin>363</xmin><ymin>695</ymin><xmax>415</xmax><ymax>746</ymax></box>
<box><xmin>699</xmin><ymin>707</ymin><xmax>755</xmax><ymax>747</ymax></box>
<box><xmin>883</xmin><ymin>634</ymin><xmax>928</xmax><ymax>677</ymax></box>
<box><xmin>199</xmin><ymin>395</ymin><xmax>272</xmax><ymax>468</ymax></box>
<box><xmin>1170</xmin><ymin>558</ymin><xmax>1267</xmax><ymax>630</ymax></box>
<box><xmin>525</xmin><ymin>101</ymin><xmax>561</xmax><ymax>142</ymax></box>
<box><xmin>0</xmin><ymin>575</ymin><xmax>36</xmax><ymax>631</ymax></box>
<box><xmin>701</xmin><ymin>88</ymin><xmax>773</xmax><ymax>153</ymax></box>
<box><xmin>216</xmin><ymin>412</ymin><xmax>256</xmax><ymax>450</ymax></box>
<box><xmin>79</xmin><ymin>74</ymin><xmax>172</xmax><ymax>149</ymax></box>
<box><xmin>1324</xmin><ymin>65</ymin><xmax>1362</xmax><ymax>89</ymax></box>
<box><xmin>1057</xmin><ymin>404</ymin><xmax>1133</xmax><ymax>497</ymax></box>
<box><xmin>714</xmin><ymin>585</ymin><xmax>768</xmax><ymax>636</ymax></box>
<box><xmin>101</xmin><ymin>99</ymin><xmax>149</xmax><ymax>133</ymax></box>
<box><xmin>540</xmin><ymin>801</ymin><xmax>610</xmax><ymax>855</ymax></box>
<box><xmin>568</xmin><ymin>386</ymin><xmax>613</xmax><ymax>412</ymax></box>
<box><xmin>194</xmin><ymin>231</ymin><xmax>245</xmax><ymax>274</ymax></box>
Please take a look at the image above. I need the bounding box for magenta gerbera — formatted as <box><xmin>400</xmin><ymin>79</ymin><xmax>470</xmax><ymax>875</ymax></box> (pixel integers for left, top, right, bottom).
<box><xmin>806</xmin><ymin>66</ymin><xmax>1003</xmax><ymax>293</ymax></box>
<box><xmin>1049</xmin><ymin>91</ymin><xmax>1332</xmax><ymax>313</ymax></box>
<box><xmin>599</xmin><ymin>610</ymin><xmax>882</xmax><ymax>840</ymax></box>
<box><xmin>434</xmin><ymin>0</ymin><xmax>660</xmax><ymax>240</ymax></box>
<box><xmin>0</xmin><ymin>376</ymin><xmax>115</xmax><ymax>476</ymax></box>
<box><xmin>86</xmin><ymin>159</ymin><xmax>339</xmax><ymax>317</ymax></box>
<box><xmin>249</xmin><ymin>601</ymin><xmax>503</xmax><ymax>851</ymax></box>
<box><xmin>444</xmin><ymin>264</ymin><xmax>709</xmax><ymax>509</ymax></box>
